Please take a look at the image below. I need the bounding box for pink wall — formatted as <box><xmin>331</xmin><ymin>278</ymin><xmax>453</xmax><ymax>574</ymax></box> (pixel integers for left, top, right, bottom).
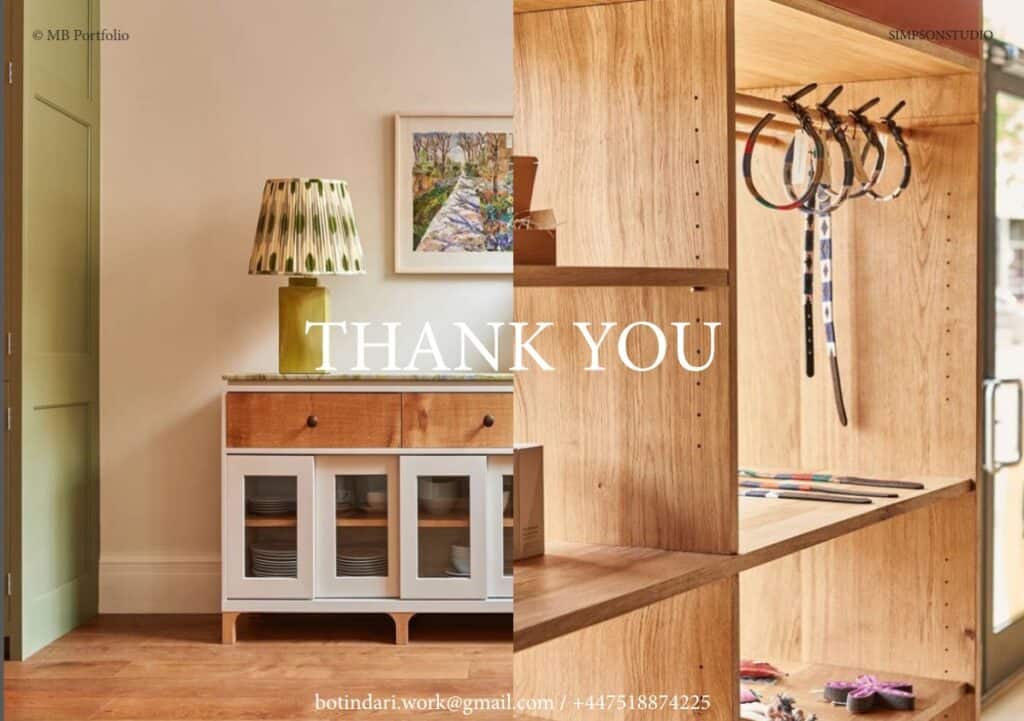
<box><xmin>822</xmin><ymin>0</ymin><xmax>982</xmax><ymax>57</ymax></box>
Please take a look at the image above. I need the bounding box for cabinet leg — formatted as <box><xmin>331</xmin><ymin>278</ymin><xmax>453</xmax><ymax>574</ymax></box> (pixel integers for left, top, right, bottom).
<box><xmin>221</xmin><ymin>612</ymin><xmax>240</xmax><ymax>645</ymax></box>
<box><xmin>390</xmin><ymin>612</ymin><xmax>414</xmax><ymax>645</ymax></box>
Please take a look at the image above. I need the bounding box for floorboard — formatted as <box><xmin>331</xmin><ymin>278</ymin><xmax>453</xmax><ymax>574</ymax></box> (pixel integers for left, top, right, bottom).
<box><xmin>4</xmin><ymin>613</ymin><xmax>512</xmax><ymax>720</ymax></box>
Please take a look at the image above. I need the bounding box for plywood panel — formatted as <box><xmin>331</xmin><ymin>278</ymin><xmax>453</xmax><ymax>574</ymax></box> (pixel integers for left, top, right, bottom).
<box><xmin>734</xmin><ymin>0</ymin><xmax>976</xmax><ymax>89</ymax></box>
<box><xmin>740</xmin><ymin>555</ymin><xmax>802</xmax><ymax>661</ymax></box>
<box><xmin>516</xmin><ymin>285</ymin><xmax>735</xmax><ymax>553</ymax></box>
<box><xmin>514</xmin><ymin>0</ymin><xmax>730</xmax><ymax>268</ymax></box>
<box><xmin>514</xmin><ymin>579</ymin><xmax>738</xmax><ymax>721</ymax></box>
<box><xmin>738</xmin><ymin>76</ymin><xmax>979</xmax><ymax>479</ymax></box>
<box><xmin>515</xmin><ymin>541</ymin><xmax>736</xmax><ymax>650</ymax></box>
<box><xmin>800</xmin><ymin>494</ymin><xmax>978</xmax><ymax>683</ymax></box>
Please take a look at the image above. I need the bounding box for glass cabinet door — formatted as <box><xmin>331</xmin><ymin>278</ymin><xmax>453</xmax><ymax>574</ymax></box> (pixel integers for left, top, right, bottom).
<box><xmin>400</xmin><ymin>456</ymin><xmax>487</xmax><ymax>599</ymax></box>
<box><xmin>487</xmin><ymin>456</ymin><xmax>513</xmax><ymax>598</ymax></box>
<box><xmin>315</xmin><ymin>456</ymin><xmax>398</xmax><ymax>598</ymax></box>
<box><xmin>225</xmin><ymin>455</ymin><xmax>314</xmax><ymax>599</ymax></box>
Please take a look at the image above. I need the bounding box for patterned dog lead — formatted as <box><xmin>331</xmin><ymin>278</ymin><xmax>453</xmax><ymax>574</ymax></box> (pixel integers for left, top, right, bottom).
<box><xmin>865</xmin><ymin>100</ymin><xmax>911</xmax><ymax>202</ymax></box>
<box><xmin>742</xmin><ymin>83</ymin><xmax>825</xmax><ymax>211</ymax></box>
<box><xmin>782</xmin><ymin>86</ymin><xmax>853</xmax><ymax>379</ymax></box>
<box><xmin>817</xmin><ymin>184</ymin><xmax>849</xmax><ymax>425</ymax></box>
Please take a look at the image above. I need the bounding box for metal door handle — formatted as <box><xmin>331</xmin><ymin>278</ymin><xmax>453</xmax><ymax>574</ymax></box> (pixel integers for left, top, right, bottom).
<box><xmin>984</xmin><ymin>377</ymin><xmax>1024</xmax><ymax>473</ymax></box>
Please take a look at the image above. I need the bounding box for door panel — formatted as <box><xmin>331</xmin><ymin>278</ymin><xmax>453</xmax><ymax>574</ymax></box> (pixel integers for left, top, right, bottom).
<box><xmin>225</xmin><ymin>455</ymin><xmax>314</xmax><ymax>600</ymax></box>
<box><xmin>486</xmin><ymin>456</ymin><xmax>513</xmax><ymax>598</ymax></box>
<box><xmin>10</xmin><ymin>0</ymin><xmax>100</xmax><ymax>659</ymax></box>
<box><xmin>315</xmin><ymin>456</ymin><xmax>398</xmax><ymax>598</ymax></box>
<box><xmin>983</xmin><ymin>56</ymin><xmax>1024</xmax><ymax>692</ymax></box>
<box><xmin>399</xmin><ymin>455</ymin><xmax>486</xmax><ymax>599</ymax></box>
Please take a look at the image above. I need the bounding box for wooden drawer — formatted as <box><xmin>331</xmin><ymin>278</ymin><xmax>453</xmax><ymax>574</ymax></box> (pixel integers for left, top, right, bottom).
<box><xmin>225</xmin><ymin>392</ymin><xmax>401</xmax><ymax>448</ymax></box>
<box><xmin>401</xmin><ymin>393</ymin><xmax>512</xmax><ymax>448</ymax></box>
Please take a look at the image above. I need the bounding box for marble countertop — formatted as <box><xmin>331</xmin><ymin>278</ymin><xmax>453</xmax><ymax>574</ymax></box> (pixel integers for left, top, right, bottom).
<box><xmin>223</xmin><ymin>371</ymin><xmax>513</xmax><ymax>383</ymax></box>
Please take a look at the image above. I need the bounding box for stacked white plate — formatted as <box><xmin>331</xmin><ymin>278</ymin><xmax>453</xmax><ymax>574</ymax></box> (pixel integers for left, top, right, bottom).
<box><xmin>337</xmin><ymin>547</ymin><xmax>386</xmax><ymax>576</ymax></box>
<box><xmin>248</xmin><ymin>496</ymin><xmax>296</xmax><ymax>515</ymax></box>
<box><xmin>250</xmin><ymin>540</ymin><xmax>297</xmax><ymax>577</ymax></box>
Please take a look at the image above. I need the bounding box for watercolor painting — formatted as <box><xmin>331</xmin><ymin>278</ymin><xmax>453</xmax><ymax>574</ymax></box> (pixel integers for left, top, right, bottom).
<box><xmin>411</xmin><ymin>131</ymin><xmax>513</xmax><ymax>253</ymax></box>
<box><xmin>395</xmin><ymin>115</ymin><xmax>513</xmax><ymax>273</ymax></box>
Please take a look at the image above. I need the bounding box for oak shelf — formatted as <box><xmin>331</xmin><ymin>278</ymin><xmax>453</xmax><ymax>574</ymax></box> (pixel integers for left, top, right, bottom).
<box><xmin>336</xmin><ymin>512</ymin><xmax>388</xmax><ymax>527</ymax></box>
<box><xmin>515</xmin><ymin>475</ymin><xmax>974</xmax><ymax>650</ymax></box>
<box><xmin>245</xmin><ymin>514</ymin><xmax>296</xmax><ymax>528</ymax></box>
<box><xmin>738</xmin><ymin>474</ymin><xmax>974</xmax><ymax>564</ymax></box>
<box><xmin>418</xmin><ymin>513</ymin><xmax>471</xmax><ymax>528</ymax></box>
<box><xmin>246</xmin><ymin>512</ymin><xmax>513</xmax><ymax>530</ymax></box>
<box><xmin>746</xmin><ymin>661</ymin><xmax>969</xmax><ymax>721</ymax></box>
<box><xmin>513</xmin><ymin>0</ymin><xmax>976</xmax><ymax>88</ymax></box>
<box><xmin>513</xmin><ymin>266</ymin><xmax>729</xmax><ymax>288</ymax></box>
<box><xmin>513</xmin><ymin>541</ymin><xmax>736</xmax><ymax>650</ymax></box>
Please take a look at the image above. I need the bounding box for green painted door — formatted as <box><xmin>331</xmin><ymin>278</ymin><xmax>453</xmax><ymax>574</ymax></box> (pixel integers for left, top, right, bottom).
<box><xmin>9</xmin><ymin>0</ymin><xmax>100</xmax><ymax>659</ymax></box>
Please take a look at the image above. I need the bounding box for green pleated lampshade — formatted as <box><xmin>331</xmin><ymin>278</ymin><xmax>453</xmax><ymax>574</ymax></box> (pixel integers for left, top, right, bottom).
<box><xmin>248</xmin><ymin>178</ymin><xmax>365</xmax><ymax>275</ymax></box>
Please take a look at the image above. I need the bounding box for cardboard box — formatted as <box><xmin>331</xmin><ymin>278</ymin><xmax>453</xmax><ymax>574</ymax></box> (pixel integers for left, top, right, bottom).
<box><xmin>513</xmin><ymin>155</ymin><xmax>556</xmax><ymax>265</ymax></box>
<box><xmin>513</xmin><ymin>444</ymin><xmax>544</xmax><ymax>560</ymax></box>
<box><xmin>514</xmin><ymin>209</ymin><xmax>557</xmax><ymax>266</ymax></box>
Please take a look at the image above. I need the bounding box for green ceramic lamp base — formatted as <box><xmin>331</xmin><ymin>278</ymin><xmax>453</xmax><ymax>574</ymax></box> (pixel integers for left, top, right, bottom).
<box><xmin>279</xmin><ymin>277</ymin><xmax>328</xmax><ymax>373</ymax></box>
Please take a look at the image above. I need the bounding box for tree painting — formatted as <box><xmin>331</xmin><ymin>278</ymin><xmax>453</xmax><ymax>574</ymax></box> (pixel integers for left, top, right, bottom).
<box><xmin>412</xmin><ymin>131</ymin><xmax>513</xmax><ymax>252</ymax></box>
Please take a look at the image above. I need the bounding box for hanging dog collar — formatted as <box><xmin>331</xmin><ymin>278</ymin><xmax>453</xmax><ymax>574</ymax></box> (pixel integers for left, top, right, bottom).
<box><xmin>847</xmin><ymin>97</ymin><xmax>886</xmax><ymax>199</ymax></box>
<box><xmin>865</xmin><ymin>100</ymin><xmax>911</xmax><ymax>202</ymax></box>
<box><xmin>742</xmin><ymin>83</ymin><xmax>825</xmax><ymax>211</ymax></box>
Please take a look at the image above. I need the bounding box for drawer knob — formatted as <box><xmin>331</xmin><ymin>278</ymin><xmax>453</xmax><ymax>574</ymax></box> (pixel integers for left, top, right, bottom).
<box><xmin>482</xmin><ymin>414</ymin><xmax>495</xmax><ymax>428</ymax></box>
<box><xmin>306</xmin><ymin>415</ymin><xmax>318</xmax><ymax>428</ymax></box>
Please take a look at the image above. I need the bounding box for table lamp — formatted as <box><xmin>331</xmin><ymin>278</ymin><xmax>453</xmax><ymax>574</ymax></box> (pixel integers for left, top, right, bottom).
<box><xmin>248</xmin><ymin>178</ymin><xmax>365</xmax><ymax>373</ymax></box>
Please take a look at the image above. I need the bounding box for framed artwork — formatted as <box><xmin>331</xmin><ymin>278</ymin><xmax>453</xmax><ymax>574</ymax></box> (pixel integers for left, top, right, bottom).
<box><xmin>394</xmin><ymin>114</ymin><xmax>513</xmax><ymax>274</ymax></box>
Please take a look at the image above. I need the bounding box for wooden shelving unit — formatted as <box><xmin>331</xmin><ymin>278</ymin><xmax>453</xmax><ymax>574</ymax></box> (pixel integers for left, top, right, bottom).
<box><xmin>513</xmin><ymin>267</ymin><xmax>729</xmax><ymax>287</ymax></box>
<box><xmin>738</xmin><ymin>475</ymin><xmax>975</xmax><ymax>561</ymax></box>
<box><xmin>515</xmin><ymin>474</ymin><xmax>974</xmax><ymax>650</ymax></box>
<box><xmin>513</xmin><ymin>0</ymin><xmax>982</xmax><ymax>718</ymax></box>
<box><xmin>514</xmin><ymin>541</ymin><xmax>733</xmax><ymax>650</ymax></box>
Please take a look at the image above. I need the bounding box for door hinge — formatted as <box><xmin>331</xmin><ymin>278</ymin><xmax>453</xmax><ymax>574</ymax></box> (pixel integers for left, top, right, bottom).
<box><xmin>6</xmin><ymin>332</ymin><xmax>12</xmax><ymax>356</ymax></box>
<box><xmin>7</xmin><ymin>573</ymin><xmax>12</xmax><ymax>596</ymax></box>
<box><xmin>6</xmin><ymin>407</ymin><xmax>11</xmax><ymax>432</ymax></box>
<box><xmin>7</xmin><ymin>60</ymin><xmax>12</xmax><ymax>85</ymax></box>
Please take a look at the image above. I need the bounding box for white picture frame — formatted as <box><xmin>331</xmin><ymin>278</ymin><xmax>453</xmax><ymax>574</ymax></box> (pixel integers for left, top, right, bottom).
<box><xmin>394</xmin><ymin>113</ymin><xmax>513</xmax><ymax>274</ymax></box>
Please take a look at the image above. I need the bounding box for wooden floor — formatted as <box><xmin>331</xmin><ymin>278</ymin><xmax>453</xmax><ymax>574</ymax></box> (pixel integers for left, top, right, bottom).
<box><xmin>4</xmin><ymin>613</ymin><xmax>512</xmax><ymax>720</ymax></box>
<box><xmin>986</xmin><ymin>673</ymin><xmax>1024</xmax><ymax>720</ymax></box>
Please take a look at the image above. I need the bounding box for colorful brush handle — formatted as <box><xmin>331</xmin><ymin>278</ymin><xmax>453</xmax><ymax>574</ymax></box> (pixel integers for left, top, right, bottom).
<box><xmin>739</xmin><ymin>469</ymin><xmax>926</xmax><ymax>490</ymax></box>
<box><xmin>739</xmin><ymin>488</ymin><xmax>871</xmax><ymax>504</ymax></box>
<box><xmin>740</xmin><ymin>479</ymin><xmax>895</xmax><ymax>499</ymax></box>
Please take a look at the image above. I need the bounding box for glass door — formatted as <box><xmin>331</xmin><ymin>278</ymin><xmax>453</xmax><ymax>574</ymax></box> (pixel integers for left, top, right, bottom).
<box><xmin>315</xmin><ymin>456</ymin><xmax>398</xmax><ymax>598</ymax></box>
<box><xmin>224</xmin><ymin>455</ymin><xmax>314</xmax><ymax>599</ymax></box>
<box><xmin>983</xmin><ymin>41</ymin><xmax>1024</xmax><ymax>693</ymax></box>
<box><xmin>399</xmin><ymin>456</ymin><xmax>487</xmax><ymax>599</ymax></box>
<box><xmin>487</xmin><ymin>456</ymin><xmax>513</xmax><ymax>598</ymax></box>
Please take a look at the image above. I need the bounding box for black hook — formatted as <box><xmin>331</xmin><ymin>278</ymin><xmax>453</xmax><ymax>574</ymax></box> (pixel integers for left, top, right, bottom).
<box><xmin>785</xmin><ymin>83</ymin><xmax>818</xmax><ymax>104</ymax></box>
<box><xmin>852</xmin><ymin>97</ymin><xmax>881</xmax><ymax>116</ymax></box>
<box><xmin>819</xmin><ymin>85</ymin><xmax>844</xmax><ymax>110</ymax></box>
<box><xmin>884</xmin><ymin>100</ymin><xmax>907</xmax><ymax>122</ymax></box>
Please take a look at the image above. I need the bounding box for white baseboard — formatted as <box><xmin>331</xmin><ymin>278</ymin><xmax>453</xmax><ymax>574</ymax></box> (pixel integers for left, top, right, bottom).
<box><xmin>99</xmin><ymin>553</ymin><xmax>220</xmax><ymax>613</ymax></box>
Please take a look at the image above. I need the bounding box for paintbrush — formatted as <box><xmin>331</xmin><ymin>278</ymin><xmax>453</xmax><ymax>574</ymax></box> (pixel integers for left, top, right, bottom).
<box><xmin>739</xmin><ymin>488</ymin><xmax>872</xmax><ymax>504</ymax></box>
<box><xmin>739</xmin><ymin>469</ymin><xmax>925</xmax><ymax>490</ymax></box>
<box><xmin>739</xmin><ymin>479</ymin><xmax>897</xmax><ymax>498</ymax></box>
